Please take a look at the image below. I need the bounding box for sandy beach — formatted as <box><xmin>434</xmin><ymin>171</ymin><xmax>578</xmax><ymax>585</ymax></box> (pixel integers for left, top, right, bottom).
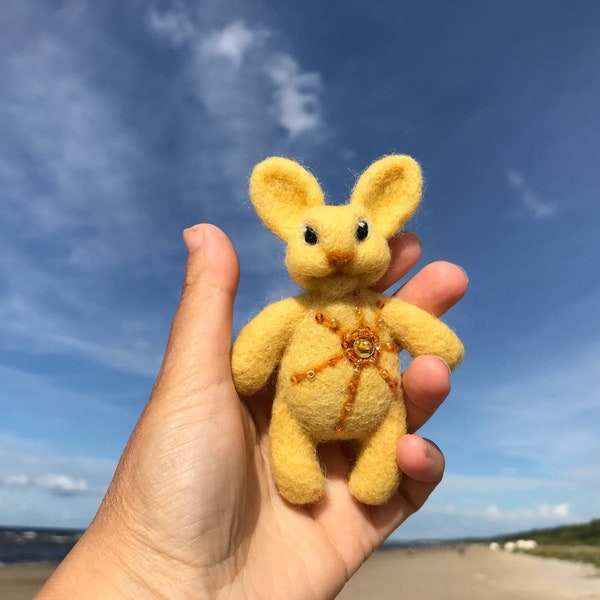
<box><xmin>0</xmin><ymin>563</ymin><xmax>56</xmax><ymax>600</ymax></box>
<box><xmin>339</xmin><ymin>545</ymin><xmax>600</xmax><ymax>600</ymax></box>
<box><xmin>1</xmin><ymin>546</ymin><xmax>599</xmax><ymax>599</ymax></box>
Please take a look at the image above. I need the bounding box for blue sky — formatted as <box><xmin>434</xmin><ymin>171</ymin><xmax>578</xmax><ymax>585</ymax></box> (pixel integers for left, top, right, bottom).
<box><xmin>1</xmin><ymin>0</ymin><xmax>599</xmax><ymax>540</ymax></box>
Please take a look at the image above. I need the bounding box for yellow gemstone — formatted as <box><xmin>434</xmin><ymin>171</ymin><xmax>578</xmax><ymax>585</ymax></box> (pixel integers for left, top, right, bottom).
<box><xmin>353</xmin><ymin>337</ymin><xmax>374</xmax><ymax>359</ymax></box>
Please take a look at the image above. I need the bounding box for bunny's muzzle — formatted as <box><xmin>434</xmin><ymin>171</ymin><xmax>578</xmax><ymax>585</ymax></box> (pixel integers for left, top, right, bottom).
<box><xmin>327</xmin><ymin>250</ymin><xmax>354</xmax><ymax>269</ymax></box>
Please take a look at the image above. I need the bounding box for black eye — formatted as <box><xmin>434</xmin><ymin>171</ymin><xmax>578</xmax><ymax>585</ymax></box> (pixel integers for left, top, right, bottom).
<box><xmin>304</xmin><ymin>224</ymin><xmax>318</xmax><ymax>245</ymax></box>
<box><xmin>356</xmin><ymin>220</ymin><xmax>369</xmax><ymax>241</ymax></box>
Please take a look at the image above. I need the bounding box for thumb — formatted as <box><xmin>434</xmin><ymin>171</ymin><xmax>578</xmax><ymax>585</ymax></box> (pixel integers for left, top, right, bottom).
<box><xmin>156</xmin><ymin>224</ymin><xmax>240</xmax><ymax>396</ymax></box>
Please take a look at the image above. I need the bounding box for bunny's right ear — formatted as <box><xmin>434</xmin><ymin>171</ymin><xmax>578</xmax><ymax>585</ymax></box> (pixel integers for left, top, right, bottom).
<box><xmin>249</xmin><ymin>157</ymin><xmax>325</xmax><ymax>241</ymax></box>
<box><xmin>350</xmin><ymin>155</ymin><xmax>422</xmax><ymax>239</ymax></box>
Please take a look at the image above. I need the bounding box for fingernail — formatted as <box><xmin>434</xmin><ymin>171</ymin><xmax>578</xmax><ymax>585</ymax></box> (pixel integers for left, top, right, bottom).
<box><xmin>458</xmin><ymin>265</ymin><xmax>469</xmax><ymax>285</ymax></box>
<box><xmin>183</xmin><ymin>225</ymin><xmax>205</xmax><ymax>253</ymax></box>
<box><xmin>423</xmin><ymin>438</ymin><xmax>441</xmax><ymax>458</ymax></box>
<box><xmin>435</xmin><ymin>356</ymin><xmax>452</xmax><ymax>375</ymax></box>
<box><xmin>423</xmin><ymin>438</ymin><xmax>432</xmax><ymax>458</ymax></box>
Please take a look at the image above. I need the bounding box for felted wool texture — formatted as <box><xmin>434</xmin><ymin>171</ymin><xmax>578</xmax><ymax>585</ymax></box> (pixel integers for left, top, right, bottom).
<box><xmin>348</xmin><ymin>400</ymin><xmax>406</xmax><ymax>505</ymax></box>
<box><xmin>382</xmin><ymin>299</ymin><xmax>464</xmax><ymax>370</ymax></box>
<box><xmin>232</xmin><ymin>154</ymin><xmax>464</xmax><ymax>506</ymax></box>
<box><xmin>231</xmin><ymin>296</ymin><xmax>307</xmax><ymax>397</ymax></box>
<box><xmin>249</xmin><ymin>157</ymin><xmax>324</xmax><ymax>241</ymax></box>
<box><xmin>350</xmin><ymin>155</ymin><xmax>423</xmax><ymax>239</ymax></box>
<box><xmin>270</xmin><ymin>399</ymin><xmax>326</xmax><ymax>504</ymax></box>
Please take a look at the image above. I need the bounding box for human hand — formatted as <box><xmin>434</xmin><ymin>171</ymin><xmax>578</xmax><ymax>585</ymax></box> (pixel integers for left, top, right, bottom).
<box><xmin>37</xmin><ymin>224</ymin><xmax>467</xmax><ymax>600</ymax></box>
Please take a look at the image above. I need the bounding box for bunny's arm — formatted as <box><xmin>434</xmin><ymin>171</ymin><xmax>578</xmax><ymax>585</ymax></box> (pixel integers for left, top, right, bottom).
<box><xmin>231</xmin><ymin>296</ymin><xmax>306</xmax><ymax>396</ymax></box>
<box><xmin>382</xmin><ymin>298</ymin><xmax>464</xmax><ymax>370</ymax></box>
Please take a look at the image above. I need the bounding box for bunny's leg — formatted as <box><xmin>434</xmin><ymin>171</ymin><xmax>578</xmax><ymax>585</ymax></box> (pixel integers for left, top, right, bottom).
<box><xmin>348</xmin><ymin>399</ymin><xmax>406</xmax><ymax>505</ymax></box>
<box><xmin>269</xmin><ymin>400</ymin><xmax>325</xmax><ymax>504</ymax></box>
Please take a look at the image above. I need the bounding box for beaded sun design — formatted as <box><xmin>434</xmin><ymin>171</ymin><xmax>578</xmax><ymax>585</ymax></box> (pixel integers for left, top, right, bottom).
<box><xmin>290</xmin><ymin>292</ymin><xmax>399</xmax><ymax>434</ymax></box>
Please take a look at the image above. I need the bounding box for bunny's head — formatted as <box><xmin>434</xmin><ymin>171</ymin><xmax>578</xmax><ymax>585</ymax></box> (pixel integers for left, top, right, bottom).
<box><xmin>249</xmin><ymin>155</ymin><xmax>423</xmax><ymax>297</ymax></box>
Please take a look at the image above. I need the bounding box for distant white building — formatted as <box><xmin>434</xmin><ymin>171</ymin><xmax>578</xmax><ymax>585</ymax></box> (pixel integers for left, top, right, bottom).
<box><xmin>516</xmin><ymin>539</ymin><xmax>538</xmax><ymax>550</ymax></box>
<box><xmin>500</xmin><ymin>539</ymin><xmax>538</xmax><ymax>552</ymax></box>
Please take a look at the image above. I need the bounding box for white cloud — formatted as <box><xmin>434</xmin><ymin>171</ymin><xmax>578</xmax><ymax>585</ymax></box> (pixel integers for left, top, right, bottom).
<box><xmin>0</xmin><ymin>435</ymin><xmax>114</xmax><ymax>494</ymax></box>
<box><xmin>1</xmin><ymin>473</ymin><xmax>97</xmax><ymax>496</ymax></box>
<box><xmin>483</xmin><ymin>502</ymin><xmax>570</xmax><ymax>521</ymax></box>
<box><xmin>147</xmin><ymin>9</ymin><xmax>325</xmax><ymax>142</ymax></box>
<box><xmin>35</xmin><ymin>474</ymin><xmax>92</xmax><ymax>495</ymax></box>
<box><xmin>506</xmin><ymin>169</ymin><xmax>556</xmax><ymax>220</ymax></box>
<box><xmin>431</xmin><ymin>502</ymin><xmax>572</xmax><ymax>522</ymax></box>
<box><xmin>390</xmin><ymin>499</ymin><xmax>580</xmax><ymax>541</ymax></box>
<box><xmin>0</xmin><ymin>434</ymin><xmax>114</xmax><ymax>525</ymax></box>
<box><xmin>200</xmin><ymin>20</ymin><xmax>265</xmax><ymax>67</ymax></box>
<box><xmin>441</xmin><ymin>474</ymin><xmax>567</xmax><ymax>495</ymax></box>
<box><xmin>2</xmin><ymin>39</ymin><xmax>142</xmax><ymax>238</ymax></box>
<box><xmin>265</xmin><ymin>54</ymin><xmax>324</xmax><ymax>138</ymax></box>
<box><xmin>4</xmin><ymin>474</ymin><xmax>29</xmax><ymax>487</ymax></box>
<box><xmin>147</xmin><ymin>7</ymin><xmax>194</xmax><ymax>46</ymax></box>
<box><xmin>472</xmin><ymin>339</ymin><xmax>600</xmax><ymax>470</ymax></box>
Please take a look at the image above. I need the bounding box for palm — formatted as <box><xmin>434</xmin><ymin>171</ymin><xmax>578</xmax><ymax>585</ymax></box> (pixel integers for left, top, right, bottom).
<box><xmin>213</xmin><ymin>387</ymin><xmax>389</xmax><ymax>599</ymax></box>
<box><xmin>160</xmin><ymin>231</ymin><xmax>464</xmax><ymax>598</ymax></box>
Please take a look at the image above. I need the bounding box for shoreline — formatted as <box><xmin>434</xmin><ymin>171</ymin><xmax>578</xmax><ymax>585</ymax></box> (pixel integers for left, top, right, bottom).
<box><xmin>2</xmin><ymin>546</ymin><xmax>599</xmax><ymax>600</ymax></box>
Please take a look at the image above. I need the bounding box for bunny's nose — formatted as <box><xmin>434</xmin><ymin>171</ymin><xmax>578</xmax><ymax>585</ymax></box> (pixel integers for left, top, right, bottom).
<box><xmin>327</xmin><ymin>250</ymin><xmax>354</xmax><ymax>269</ymax></box>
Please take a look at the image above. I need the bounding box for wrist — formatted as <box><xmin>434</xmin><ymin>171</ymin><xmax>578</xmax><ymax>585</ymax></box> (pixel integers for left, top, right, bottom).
<box><xmin>36</xmin><ymin>517</ymin><xmax>162</xmax><ymax>599</ymax></box>
<box><xmin>36</xmin><ymin>494</ymin><xmax>230</xmax><ymax>599</ymax></box>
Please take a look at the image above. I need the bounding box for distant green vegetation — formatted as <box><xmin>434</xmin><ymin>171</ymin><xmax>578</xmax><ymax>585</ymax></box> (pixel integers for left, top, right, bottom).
<box><xmin>490</xmin><ymin>519</ymin><xmax>600</xmax><ymax>570</ymax></box>
<box><xmin>491</xmin><ymin>519</ymin><xmax>600</xmax><ymax>546</ymax></box>
<box><xmin>525</xmin><ymin>545</ymin><xmax>600</xmax><ymax>569</ymax></box>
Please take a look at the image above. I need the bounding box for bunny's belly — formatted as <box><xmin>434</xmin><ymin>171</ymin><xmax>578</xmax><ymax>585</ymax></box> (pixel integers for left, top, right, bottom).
<box><xmin>277</xmin><ymin>359</ymin><xmax>401</xmax><ymax>441</ymax></box>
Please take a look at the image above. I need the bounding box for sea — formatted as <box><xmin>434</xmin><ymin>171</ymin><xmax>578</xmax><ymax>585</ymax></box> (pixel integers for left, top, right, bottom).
<box><xmin>0</xmin><ymin>526</ymin><xmax>451</xmax><ymax>566</ymax></box>
<box><xmin>0</xmin><ymin>527</ymin><xmax>83</xmax><ymax>565</ymax></box>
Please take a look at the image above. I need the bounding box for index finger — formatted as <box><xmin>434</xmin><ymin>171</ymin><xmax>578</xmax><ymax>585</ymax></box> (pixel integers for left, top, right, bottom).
<box><xmin>394</xmin><ymin>261</ymin><xmax>467</xmax><ymax>316</ymax></box>
<box><xmin>371</xmin><ymin>231</ymin><xmax>422</xmax><ymax>293</ymax></box>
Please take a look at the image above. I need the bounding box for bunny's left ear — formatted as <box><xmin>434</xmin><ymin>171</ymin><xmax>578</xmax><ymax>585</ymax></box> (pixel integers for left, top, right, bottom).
<box><xmin>350</xmin><ymin>155</ymin><xmax>422</xmax><ymax>239</ymax></box>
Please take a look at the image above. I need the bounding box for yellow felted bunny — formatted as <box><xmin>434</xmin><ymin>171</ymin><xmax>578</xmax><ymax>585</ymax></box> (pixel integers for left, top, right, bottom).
<box><xmin>231</xmin><ymin>155</ymin><xmax>463</xmax><ymax>505</ymax></box>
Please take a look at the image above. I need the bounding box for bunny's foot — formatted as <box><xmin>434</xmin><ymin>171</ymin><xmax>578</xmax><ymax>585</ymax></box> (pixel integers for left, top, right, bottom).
<box><xmin>269</xmin><ymin>401</ymin><xmax>325</xmax><ymax>504</ymax></box>
<box><xmin>348</xmin><ymin>401</ymin><xmax>406</xmax><ymax>505</ymax></box>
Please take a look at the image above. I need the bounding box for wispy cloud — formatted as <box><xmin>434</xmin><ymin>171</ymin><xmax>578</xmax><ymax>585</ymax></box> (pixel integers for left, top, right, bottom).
<box><xmin>473</xmin><ymin>339</ymin><xmax>600</xmax><ymax>470</ymax></box>
<box><xmin>1</xmin><ymin>473</ymin><xmax>101</xmax><ymax>496</ymax></box>
<box><xmin>486</xmin><ymin>502</ymin><xmax>570</xmax><ymax>520</ymax></box>
<box><xmin>147</xmin><ymin>9</ymin><xmax>326</xmax><ymax>149</ymax></box>
<box><xmin>265</xmin><ymin>54</ymin><xmax>324</xmax><ymax>139</ymax></box>
<box><xmin>0</xmin><ymin>434</ymin><xmax>114</xmax><ymax>526</ymax></box>
<box><xmin>392</xmin><ymin>499</ymin><xmax>579</xmax><ymax>540</ymax></box>
<box><xmin>424</xmin><ymin>338</ymin><xmax>600</xmax><ymax>538</ymax></box>
<box><xmin>424</xmin><ymin>501</ymin><xmax>574</xmax><ymax>534</ymax></box>
<box><xmin>201</xmin><ymin>20</ymin><xmax>266</xmax><ymax>68</ymax></box>
<box><xmin>440</xmin><ymin>474</ymin><xmax>568</xmax><ymax>495</ymax></box>
<box><xmin>430</xmin><ymin>501</ymin><xmax>572</xmax><ymax>522</ymax></box>
<box><xmin>146</xmin><ymin>6</ymin><xmax>195</xmax><ymax>46</ymax></box>
<box><xmin>0</xmin><ymin>5</ymin><xmax>176</xmax><ymax>376</ymax></box>
<box><xmin>506</xmin><ymin>169</ymin><xmax>557</xmax><ymax>220</ymax></box>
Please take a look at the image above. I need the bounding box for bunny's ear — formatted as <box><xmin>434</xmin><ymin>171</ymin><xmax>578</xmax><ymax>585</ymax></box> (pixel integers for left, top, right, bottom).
<box><xmin>350</xmin><ymin>155</ymin><xmax>422</xmax><ymax>239</ymax></box>
<box><xmin>249</xmin><ymin>157</ymin><xmax>325</xmax><ymax>241</ymax></box>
